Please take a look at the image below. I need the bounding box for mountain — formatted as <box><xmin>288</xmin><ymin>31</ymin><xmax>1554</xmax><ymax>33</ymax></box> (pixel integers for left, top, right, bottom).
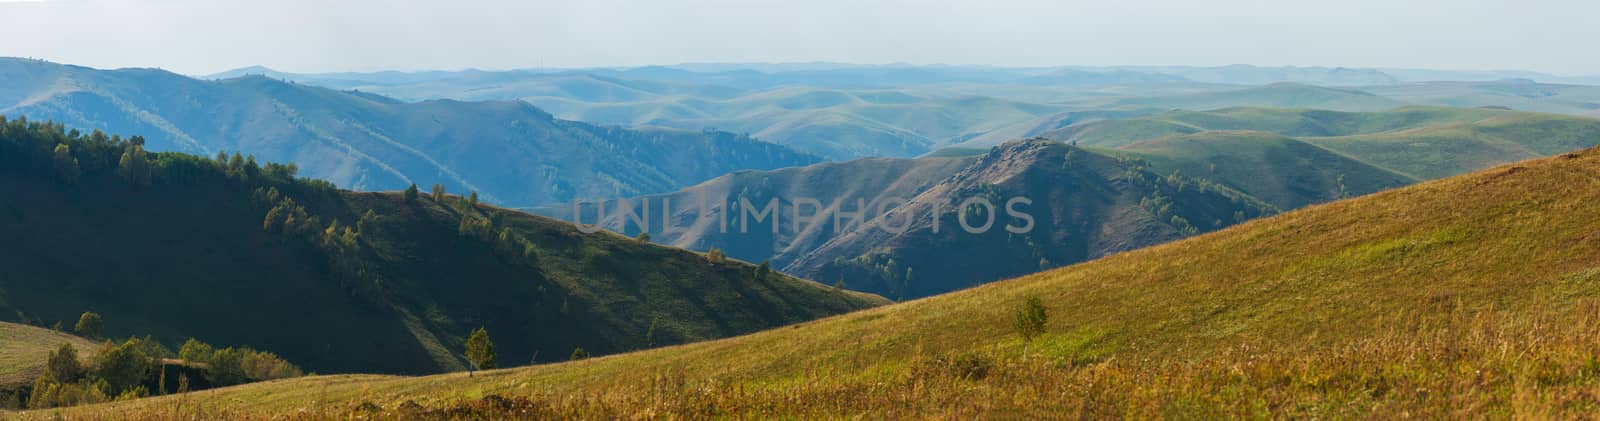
<box><xmin>1084</xmin><ymin>82</ymin><xmax>1407</xmax><ymax>112</ymax></box>
<box><xmin>1017</xmin><ymin>69</ymin><xmax>1190</xmax><ymax>86</ymax></box>
<box><xmin>946</xmin><ymin>109</ymin><xmax>1145</xmax><ymax>150</ymax></box>
<box><xmin>543</xmin><ymin>140</ymin><xmax>1275</xmax><ymax>300</ymax></box>
<box><xmin>0</xmin><ymin>58</ymin><xmax>818</xmax><ymax>207</ymax></box>
<box><xmin>516</xmin><ymin>87</ymin><xmax>1061</xmax><ymax>160</ymax></box>
<box><xmin>786</xmin><ymin>140</ymin><xmax>1273</xmax><ymax>298</ymax></box>
<box><xmin>534</xmin><ymin>155</ymin><xmax>979</xmax><ymax>270</ymax></box>
<box><xmin>49</xmin><ymin>137</ymin><xmax>1600</xmax><ymax>420</ymax></box>
<box><xmin>0</xmin><ymin>119</ymin><xmax>883</xmax><ymax>375</ymax></box>
<box><xmin>546</xmin><ymin>106</ymin><xmax>1598</xmax><ymax>298</ymax></box>
<box><xmin>1116</xmin><ymin>64</ymin><xmax>1402</xmax><ymax>86</ymax></box>
<box><xmin>200</xmin><ymin>63</ymin><xmax>1600</xmax><ymax>163</ymax></box>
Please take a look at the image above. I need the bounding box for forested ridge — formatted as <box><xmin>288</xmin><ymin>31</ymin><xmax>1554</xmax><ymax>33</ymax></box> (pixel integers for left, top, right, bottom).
<box><xmin>0</xmin><ymin>116</ymin><xmax>884</xmax><ymax>375</ymax></box>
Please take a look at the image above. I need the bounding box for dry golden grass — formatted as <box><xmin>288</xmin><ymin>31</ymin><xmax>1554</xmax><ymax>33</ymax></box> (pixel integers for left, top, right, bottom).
<box><xmin>0</xmin><ymin>322</ymin><xmax>98</xmax><ymax>391</ymax></box>
<box><xmin>14</xmin><ymin>149</ymin><xmax>1600</xmax><ymax>419</ymax></box>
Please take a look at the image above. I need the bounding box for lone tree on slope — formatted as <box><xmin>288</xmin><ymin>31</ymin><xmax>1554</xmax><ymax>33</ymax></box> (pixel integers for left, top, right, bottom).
<box><xmin>464</xmin><ymin>327</ymin><xmax>497</xmax><ymax>376</ymax></box>
<box><xmin>1013</xmin><ymin>296</ymin><xmax>1048</xmax><ymax>352</ymax></box>
<box><xmin>74</xmin><ymin>311</ymin><xmax>103</xmax><ymax>339</ymax></box>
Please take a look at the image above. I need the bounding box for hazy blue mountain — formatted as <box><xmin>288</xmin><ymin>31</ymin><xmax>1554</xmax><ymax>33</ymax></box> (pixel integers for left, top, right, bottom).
<box><xmin>0</xmin><ymin>58</ymin><xmax>818</xmax><ymax>207</ymax></box>
<box><xmin>1361</xmin><ymin>79</ymin><xmax>1600</xmax><ymax>114</ymax></box>
<box><xmin>190</xmin><ymin>62</ymin><xmax>1600</xmax><ymax>162</ymax></box>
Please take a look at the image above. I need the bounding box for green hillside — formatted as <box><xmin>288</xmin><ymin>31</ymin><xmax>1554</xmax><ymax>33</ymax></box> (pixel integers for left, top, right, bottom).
<box><xmin>33</xmin><ymin>136</ymin><xmax>1600</xmax><ymax>420</ymax></box>
<box><xmin>1113</xmin><ymin>131</ymin><xmax>1418</xmax><ymax>208</ymax></box>
<box><xmin>1046</xmin><ymin>106</ymin><xmax>1504</xmax><ymax>148</ymax></box>
<box><xmin>0</xmin><ymin>117</ymin><xmax>883</xmax><ymax>376</ymax></box>
<box><xmin>1362</xmin><ymin>80</ymin><xmax>1600</xmax><ymax>114</ymax></box>
<box><xmin>1043</xmin><ymin>106</ymin><xmax>1600</xmax><ymax>181</ymax></box>
<box><xmin>0</xmin><ymin>58</ymin><xmax>818</xmax><ymax>207</ymax></box>
<box><xmin>1302</xmin><ymin>113</ymin><xmax>1600</xmax><ymax>179</ymax></box>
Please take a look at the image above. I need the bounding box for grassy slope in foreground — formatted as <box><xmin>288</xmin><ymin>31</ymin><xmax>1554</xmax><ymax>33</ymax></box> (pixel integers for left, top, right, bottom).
<box><xmin>29</xmin><ymin>147</ymin><xmax>1600</xmax><ymax>418</ymax></box>
<box><xmin>0</xmin><ymin>322</ymin><xmax>97</xmax><ymax>391</ymax></box>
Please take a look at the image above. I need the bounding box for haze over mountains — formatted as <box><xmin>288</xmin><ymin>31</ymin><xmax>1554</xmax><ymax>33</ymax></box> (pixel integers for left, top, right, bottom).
<box><xmin>209</xmin><ymin>62</ymin><xmax>1600</xmax><ymax>161</ymax></box>
<box><xmin>0</xmin><ymin>58</ymin><xmax>817</xmax><ymax>207</ymax></box>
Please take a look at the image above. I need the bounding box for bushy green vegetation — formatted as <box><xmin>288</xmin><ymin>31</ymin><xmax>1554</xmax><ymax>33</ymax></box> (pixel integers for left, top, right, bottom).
<box><xmin>28</xmin><ymin>144</ymin><xmax>1600</xmax><ymax>419</ymax></box>
<box><xmin>0</xmin><ymin>116</ymin><xmax>883</xmax><ymax>376</ymax></box>
<box><xmin>1046</xmin><ymin>106</ymin><xmax>1600</xmax><ymax>183</ymax></box>
<box><xmin>13</xmin><ymin>328</ymin><xmax>302</xmax><ymax>410</ymax></box>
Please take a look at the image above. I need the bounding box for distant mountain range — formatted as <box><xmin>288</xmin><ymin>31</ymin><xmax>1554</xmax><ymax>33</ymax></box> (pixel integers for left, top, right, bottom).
<box><xmin>210</xmin><ymin>62</ymin><xmax>1600</xmax><ymax>160</ymax></box>
<box><xmin>0</xmin><ymin>58</ymin><xmax>818</xmax><ymax>207</ymax></box>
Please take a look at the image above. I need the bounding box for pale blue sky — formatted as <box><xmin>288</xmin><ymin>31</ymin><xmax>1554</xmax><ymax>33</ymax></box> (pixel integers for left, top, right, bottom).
<box><xmin>1</xmin><ymin>0</ymin><xmax>1594</xmax><ymax>75</ymax></box>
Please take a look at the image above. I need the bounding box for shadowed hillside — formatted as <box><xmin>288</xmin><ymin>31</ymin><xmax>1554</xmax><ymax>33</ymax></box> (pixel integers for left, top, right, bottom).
<box><xmin>0</xmin><ymin>117</ymin><xmax>882</xmax><ymax>375</ymax></box>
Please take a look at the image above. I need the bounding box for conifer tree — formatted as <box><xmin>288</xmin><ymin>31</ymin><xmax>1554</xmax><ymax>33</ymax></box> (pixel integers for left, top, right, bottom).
<box><xmin>404</xmin><ymin>184</ymin><xmax>420</xmax><ymax>204</ymax></box>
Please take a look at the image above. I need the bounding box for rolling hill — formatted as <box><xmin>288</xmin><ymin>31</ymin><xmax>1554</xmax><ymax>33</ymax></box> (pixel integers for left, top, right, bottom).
<box><xmin>522</xmin><ymin>88</ymin><xmax>1062</xmax><ymax>160</ymax></box>
<box><xmin>1041</xmin><ymin>106</ymin><xmax>1504</xmax><ymax>148</ymax></box>
<box><xmin>0</xmin><ymin>322</ymin><xmax>97</xmax><ymax>392</ymax></box>
<box><xmin>1362</xmin><ymin>79</ymin><xmax>1600</xmax><ymax>114</ymax></box>
<box><xmin>1300</xmin><ymin>112</ymin><xmax>1600</xmax><ymax>179</ymax></box>
<box><xmin>0</xmin><ymin>118</ymin><xmax>883</xmax><ymax>376</ymax></box>
<box><xmin>1057</xmin><ymin>83</ymin><xmax>1408</xmax><ymax>113</ymax></box>
<box><xmin>0</xmin><ymin>58</ymin><xmax>818</xmax><ymax>207</ymax></box>
<box><xmin>1035</xmin><ymin>106</ymin><xmax>1600</xmax><ymax>179</ymax></box>
<box><xmin>1112</xmin><ymin>131</ymin><xmax>1418</xmax><ymax>209</ymax></box>
<box><xmin>33</xmin><ymin>133</ymin><xmax>1600</xmax><ymax>419</ymax></box>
